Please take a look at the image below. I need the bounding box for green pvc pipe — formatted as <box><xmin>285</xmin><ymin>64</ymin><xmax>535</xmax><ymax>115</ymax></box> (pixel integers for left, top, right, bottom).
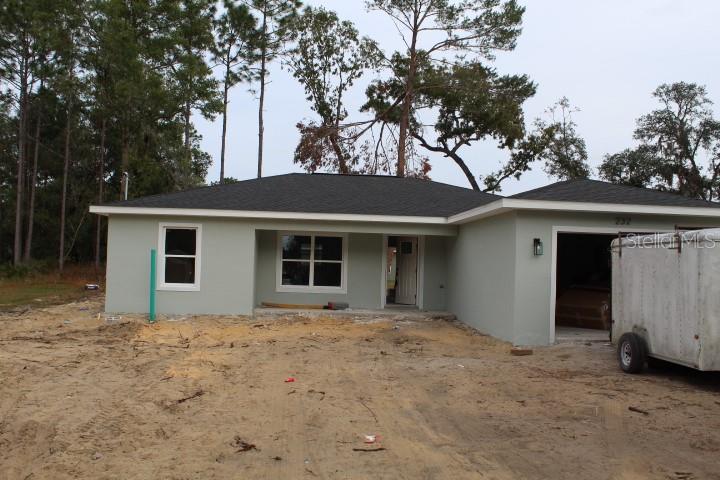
<box><xmin>149</xmin><ymin>248</ymin><xmax>157</xmax><ymax>322</ymax></box>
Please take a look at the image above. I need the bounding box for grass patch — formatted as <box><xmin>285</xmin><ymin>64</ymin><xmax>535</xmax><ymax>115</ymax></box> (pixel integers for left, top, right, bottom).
<box><xmin>0</xmin><ymin>264</ymin><xmax>104</xmax><ymax>311</ymax></box>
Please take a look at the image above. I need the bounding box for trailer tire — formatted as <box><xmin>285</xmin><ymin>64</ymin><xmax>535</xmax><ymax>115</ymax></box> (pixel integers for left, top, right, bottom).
<box><xmin>617</xmin><ymin>333</ymin><xmax>646</xmax><ymax>374</ymax></box>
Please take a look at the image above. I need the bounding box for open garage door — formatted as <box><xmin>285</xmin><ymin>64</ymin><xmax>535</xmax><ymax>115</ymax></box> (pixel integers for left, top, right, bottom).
<box><xmin>555</xmin><ymin>233</ymin><xmax>615</xmax><ymax>332</ymax></box>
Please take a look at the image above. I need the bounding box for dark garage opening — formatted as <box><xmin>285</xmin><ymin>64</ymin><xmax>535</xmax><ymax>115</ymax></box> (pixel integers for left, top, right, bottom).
<box><xmin>555</xmin><ymin>233</ymin><xmax>615</xmax><ymax>331</ymax></box>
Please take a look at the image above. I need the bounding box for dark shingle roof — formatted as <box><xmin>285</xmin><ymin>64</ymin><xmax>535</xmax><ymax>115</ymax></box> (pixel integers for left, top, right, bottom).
<box><xmin>108</xmin><ymin>173</ymin><xmax>501</xmax><ymax>217</ymax></box>
<box><xmin>510</xmin><ymin>179</ymin><xmax>720</xmax><ymax>209</ymax></box>
<box><xmin>105</xmin><ymin>175</ymin><xmax>720</xmax><ymax>218</ymax></box>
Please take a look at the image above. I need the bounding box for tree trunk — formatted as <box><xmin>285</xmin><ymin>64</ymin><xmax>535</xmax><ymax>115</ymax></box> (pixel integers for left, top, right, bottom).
<box><xmin>397</xmin><ymin>20</ymin><xmax>420</xmax><ymax>178</ymax></box>
<box><xmin>413</xmin><ymin>133</ymin><xmax>481</xmax><ymax>191</ymax></box>
<box><xmin>120</xmin><ymin>128</ymin><xmax>129</xmax><ymax>199</ymax></box>
<box><xmin>95</xmin><ymin>118</ymin><xmax>106</xmax><ymax>270</ymax></box>
<box><xmin>59</xmin><ymin>109</ymin><xmax>71</xmax><ymax>272</ymax></box>
<box><xmin>329</xmin><ymin>133</ymin><xmax>348</xmax><ymax>174</ymax></box>
<box><xmin>184</xmin><ymin>100</ymin><xmax>192</xmax><ymax>166</ymax></box>
<box><xmin>448</xmin><ymin>150</ymin><xmax>480</xmax><ymax>191</ymax></box>
<box><xmin>332</xmin><ymin>77</ymin><xmax>348</xmax><ymax>174</ymax></box>
<box><xmin>256</xmin><ymin>8</ymin><xmax>268</xmax><ymax>179</ymax></box>
<box><xmin>220</xmin><ymin>63</ymin><xmax>230</xmax><ymax>184</ymax></box>
<box><xmin>23</xmin><ymin>104</ymin><xmax>42</xmax><ymax>262</ymax></box>
<box><xmin>13</xmin><ymin>57</ymin><xmax>29</xmax><ymax>266</ymax></box>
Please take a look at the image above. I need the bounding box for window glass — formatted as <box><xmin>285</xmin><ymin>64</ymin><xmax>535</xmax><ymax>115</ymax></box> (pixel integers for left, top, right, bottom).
<box><xmin>279</xmin><ymin>234</ymin><xmax>345</xmax><ymax>289</ymax></box>
<box><xmin>314</xmin><ymin>262</ymin><xmax>342</xmax><ymax>287</ymax></box>
<box><xmin>314</xmin><ymin>236</ymin><xmax>343</xmax><ymax>261</ymax></box>
<box><xmin>401</xmin><ymin>241</ymin><xmax>413</xmax><ymax>254</ymax></box>
<box><xmin>282</xmin><ymin>261</ymin><xmax>310</xmax><ymax>286</ymax></box>
<box><xmin>282</xmin><ymin>235</ymin><xmax>311</xmax><ymax>260</ymax></box>
<box><xmin>165</xmin><ymin>228</ymin><xmax>196</xmax><ymax>255</ymax></box>
<box><xmin>165</xmin><ymin>257</ymin><xmax>195</xmax><ymax>284</ymax></box>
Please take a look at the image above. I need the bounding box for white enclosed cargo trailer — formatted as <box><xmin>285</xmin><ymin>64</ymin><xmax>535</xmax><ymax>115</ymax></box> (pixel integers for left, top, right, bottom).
<box><xmin>611</xmin><ymin>228</ymin><xmax>720</xmax><ymax>373</ymax></box>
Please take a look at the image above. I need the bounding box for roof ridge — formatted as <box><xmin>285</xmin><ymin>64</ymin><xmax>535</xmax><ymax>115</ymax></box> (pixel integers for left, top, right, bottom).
<box><xmin>308</xmin><ymin>172</ymin><xmax>503</xmax><ymax>197</ymax></box>
<box><xmin>108</xmin><ymin>172</ymin><xmax>503</xmax><ymax>207</ymax></box>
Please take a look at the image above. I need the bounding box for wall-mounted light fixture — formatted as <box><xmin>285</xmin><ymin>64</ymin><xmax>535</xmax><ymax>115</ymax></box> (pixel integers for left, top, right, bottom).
<box><xmin>533</xmin><ymin>238</ymin><xmax>543</xmax><ymax>256</ymax></box>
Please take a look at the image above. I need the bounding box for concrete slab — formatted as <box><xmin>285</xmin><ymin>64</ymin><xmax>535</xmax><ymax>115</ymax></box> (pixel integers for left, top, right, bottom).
<box><xmin>555</xmin><ymin>326</ymin><xmax>610</xmax><ymax>344</ymax></box>
<box><xmin>253</xmin><ymin>307</ymin><xmax>456</xmax><ymax>323</ymax></box>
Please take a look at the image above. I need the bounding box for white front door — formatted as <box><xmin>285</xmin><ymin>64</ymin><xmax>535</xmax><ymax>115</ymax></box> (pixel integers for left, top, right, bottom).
<box><xmin>395</xmin><ymin>237</ymin><xmax>418</xmax><ymax>305</ymax></box>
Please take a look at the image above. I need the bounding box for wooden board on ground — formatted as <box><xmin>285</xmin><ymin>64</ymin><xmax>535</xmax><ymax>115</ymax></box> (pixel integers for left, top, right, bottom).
<box><xmin>260</xmin><ymin>302</ymin><xmax>325</xmax><ymax>310</ymax></box>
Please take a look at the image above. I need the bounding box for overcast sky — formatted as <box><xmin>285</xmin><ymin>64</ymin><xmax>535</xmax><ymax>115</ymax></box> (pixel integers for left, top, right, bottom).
<box><xmin>194</xmin><ymin>0</ymin><xmax>720</xmax><ymax>195</ymax></box>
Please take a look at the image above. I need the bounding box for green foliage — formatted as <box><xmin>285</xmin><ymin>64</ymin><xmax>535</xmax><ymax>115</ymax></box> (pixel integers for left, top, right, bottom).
<box><xmin>0</xmin><ymin>0</ymin><xmax>234</xmax><ymax>266</ymax></box>
<box><xmin>212</xmin><ymin>0</ymin><xmax>259</xmax><ymax>184</ymax></box>
<box><xmin>363</xmin><ymin>52</ymin><xmax>537</xmax><ymax>189</ymax></box>
<box><xmin>209</xmin><ymin>176</ymin><xmax>241</xmax><ymax>186</ymax></box>
<box><xmin>242</xmin><ymin>0</ymin><xmax>302</xmax><ymax>176</ymax></box>
<box><xmin>536</xmin><ymin>97</ymin><xmax>590</xmax><ymax>181</ymax></box>
<box><xmin>168</xmin><ymin>0</ymin><xmax>223</xmax><ymax>121</ymax></box>
<box><xmin>599</xmin><ymin>82</ymin><xmax>720</xmax><ymax>200</ymax></box>
<box><xmin>365</xmin><ymin>0</ymin><xmax>525</xmax><ymax>176</ymax></box>
<box><xmin>213</xmin><ymin>0</ymin><xmax>258</xmax><ymax>89</ymax></box>
<box><xmin>366</xmin><ymin>0</ymin><xmax>524</xmax><ymax>58</ymax></box>
<box><xmin>0</xmin><ymin>259</ymin><xmax>53</xmax><ymax>279</ymax></box>
<box><xmin>362</xmin><ymin>0</ymin><xmax>532</xmax><ymax>185</ymax></box>
<box><xmin>288</xmin><ymin>6</ymin><xmax>380</xmax><ymax>174</ymax></box>
<box><xmin>243</xmin><ymin>0</ymin><xmax>301</xmax><ymax>62</ymax></box>
<box><xmin>598</xmin><ymin>147</ymin><xmax>662</xmax><ymax>189</ymax></box>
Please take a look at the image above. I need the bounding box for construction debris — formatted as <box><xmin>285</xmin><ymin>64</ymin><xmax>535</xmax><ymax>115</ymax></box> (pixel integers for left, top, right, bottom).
<box><xmin>327</xmin><ymin>302</ymin><xmax>349</xmax><ymax>310</ymax></box>
<box><xmin>628</xmin><ymin>406</ymin><xmax>650</xmax><ymax>415</ymax></box>
<box><xmin>510</xmin><ymin>347</ymin><xmax>533</xmax><ymax>356</ymax></box>
<box><xmin>176</xmin><ymin>390</ymin><xmax>205</xmax><ymax>404</ymax></box>
<box><xmin>261</xmin><ymin>302</ymin><xmax>324</xmax><ymax>309</ymax></box>
<box><xmin>231</xmin><ymin>436</ymin><xmax>257</xmax><ymax>452</ymax></box>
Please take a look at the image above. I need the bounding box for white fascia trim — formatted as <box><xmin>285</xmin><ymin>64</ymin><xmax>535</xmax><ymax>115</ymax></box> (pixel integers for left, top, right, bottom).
<box><xmin>447</xmin><ymin>198</ymin><xmax>720</xmax><ymax>224</ymax></box>
<box><xmin>506</xmin><ymin>198</ymin><xmax>720</xmax><ymax>217</ymax></box>
<box><xmin>446</xmin><ymin>199</ymin><xmax>507</xmax><ymax>224</ymax></box>
<box><xmin>89</xmin><ymin>205</ymin><xmax>448</xmax><ymax>225</ymax></box>
<box><xmin>90</xmin><ymin>199</ymin><xmax>720</xmax><ymax>226</ymax></box>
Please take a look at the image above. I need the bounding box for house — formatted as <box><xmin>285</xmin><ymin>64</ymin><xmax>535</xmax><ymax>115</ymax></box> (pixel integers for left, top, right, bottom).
<box><xmin>90</xmin><ymin>173</ymin><xmax>720</xmax><ymax>346</ymax></box>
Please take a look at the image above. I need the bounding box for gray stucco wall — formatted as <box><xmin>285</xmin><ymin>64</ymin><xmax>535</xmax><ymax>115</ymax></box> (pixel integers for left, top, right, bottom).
<box><xmin>422</xmin><ymin>236</ymin><xmax>449</xmax><ymax>311</ymax></box>
<box><xmin>444</xmin><ymin>210</ymin><xmax>719</xmax><ymax>346</ymax></box>
<box><xmin>512</xmin><ymin>211</ymin><xmax>720</xmax><ymax>346</ymax></box>
<box><xmin>104</xmin><ymin>209</ymin><xmax>719</xmax><ymax>343</ymax></box>
<box><xmin>254</xmin><ymin>230</ymin><xmax>383</xmax><ymax>309</ymax></box>
<box><xmin>105</xmin><ymin>215</ymin><xmax>255</xmax><ymax>315</ymax></box>
<box><xmin>104</xmin><ymin>214</ymin><xmax>456</xmax><ymax>315</ymax></box>
<box><xmin>446</xmin><ymin>213</ymin><xmax>517</xmax><ymax>341</ymax></box>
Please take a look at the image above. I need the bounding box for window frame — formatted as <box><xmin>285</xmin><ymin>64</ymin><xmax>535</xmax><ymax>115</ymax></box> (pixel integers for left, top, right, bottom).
<box><xmin>276</xmin><ymin>231</ymin><xmax>348</xmax><ymax>294</ymax></box>
<box><xmin>158</xmin><ymin>222</ymin><xmax>202</xmax><ymax>292</ymax></box>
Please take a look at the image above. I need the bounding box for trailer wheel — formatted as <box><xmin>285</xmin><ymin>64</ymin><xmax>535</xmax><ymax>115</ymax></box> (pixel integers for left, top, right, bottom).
<box><xmin>617</xmin><ymin>333</ymin><xmax>646</xmax><ymax>374</ymax></box>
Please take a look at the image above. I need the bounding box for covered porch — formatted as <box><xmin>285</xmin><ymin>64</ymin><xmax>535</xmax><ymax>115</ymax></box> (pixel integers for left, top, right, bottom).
<box><xmin>253</xmin><ymin>227</ymin><xmax>451</xmax><ymax>312</ymax></box>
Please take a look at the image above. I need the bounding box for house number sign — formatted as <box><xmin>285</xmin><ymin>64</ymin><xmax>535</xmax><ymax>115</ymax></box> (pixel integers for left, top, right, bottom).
<box><xmin>615</xmin><ymin>217</ymin><xmax>632</xmax><ymax>225</ymax></box>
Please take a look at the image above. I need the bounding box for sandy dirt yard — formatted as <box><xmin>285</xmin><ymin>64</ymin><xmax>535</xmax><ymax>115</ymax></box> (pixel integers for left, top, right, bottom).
<box><xmin>1</xmin><ymin>298</ymin><xmax>719</xmax><ymax>480</ymax></box>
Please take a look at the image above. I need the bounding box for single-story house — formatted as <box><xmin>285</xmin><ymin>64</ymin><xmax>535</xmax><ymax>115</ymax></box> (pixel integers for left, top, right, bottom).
<box><xmin>90</xmin><ymin>173</ymin><xmax>720</xmax><ymax>346</ymax></box>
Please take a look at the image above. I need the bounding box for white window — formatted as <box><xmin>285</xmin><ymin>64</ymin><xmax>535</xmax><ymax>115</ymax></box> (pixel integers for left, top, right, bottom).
<box><xmin>158</xmin><ymin>223</ymin><xmax>201</xmax><ymax>291</ymax></box>
<box><xmin>276</xmin><ymin>232</ymin><xmax>347</xmax><ymax>293</ymax></box>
